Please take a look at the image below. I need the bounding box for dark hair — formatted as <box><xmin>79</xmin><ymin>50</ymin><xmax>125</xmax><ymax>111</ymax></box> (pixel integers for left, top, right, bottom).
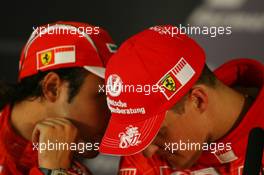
<box><xmin>0</xmin><ymin>68</ymin><xmax>88</xmax><ymax>110</ymax></box>
<box><xmin>171</xmin><ymin>64</ymin><xmax>217</xmax><ymax>114</ymax></box>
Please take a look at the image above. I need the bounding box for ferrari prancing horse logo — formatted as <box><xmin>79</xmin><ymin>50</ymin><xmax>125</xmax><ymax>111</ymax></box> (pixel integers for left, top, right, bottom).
<box><xmin>161</xmin><ymin>74</ymin><xmax>176</xmax><ymax>91</ymax></box>
<box><xmin>40</xmin><ymin>51</ymin><xmax>52</xmax><ymax>65</ymax></box>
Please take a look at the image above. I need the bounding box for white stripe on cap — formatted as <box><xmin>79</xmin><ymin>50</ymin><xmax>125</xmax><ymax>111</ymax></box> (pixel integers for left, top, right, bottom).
<box><xmin>84</xmin><ymin>66</ymin><xmax>106</xmax><ymax>79</ymax></box>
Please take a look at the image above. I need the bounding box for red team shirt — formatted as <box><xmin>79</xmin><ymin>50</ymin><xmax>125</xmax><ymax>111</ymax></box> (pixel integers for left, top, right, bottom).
<box><xmin>0</xmin><ymin>105</ymin><xmax>41</xmax><ymax>175</ymax></box>
<box><xmin>119</xmin><ymin>59</ymin><xmax>264</xmax><ymax>175</ymax></box>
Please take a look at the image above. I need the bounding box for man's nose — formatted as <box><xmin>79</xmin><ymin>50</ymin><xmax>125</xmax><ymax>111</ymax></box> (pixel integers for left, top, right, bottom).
<box><xmin>142</xmin><ymin>144</ymin><xmax>159</xmax><ymax>158</ymax></box>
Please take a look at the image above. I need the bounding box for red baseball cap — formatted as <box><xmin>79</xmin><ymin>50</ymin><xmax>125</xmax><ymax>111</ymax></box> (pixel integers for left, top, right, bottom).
<box><xmin>18</xmin><ymin>21</ymin><xmax>117</xmax><ymax>81</ymax></box>
<box><xmin>100</xmin><ymin>25</ymin><xmax>206</xmax><ymax>155</ymax></box>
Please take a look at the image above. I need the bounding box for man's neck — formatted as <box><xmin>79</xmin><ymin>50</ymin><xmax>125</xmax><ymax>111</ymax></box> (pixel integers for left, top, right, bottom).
<box><xmin>10</xmin><ymin>100</ymin><xmax>46</xmax><ymax>141</ymax></box>
<box><xmin>210</xmin><ymin>83</ymin><xmax>247</xmax><ymax>142</ymax></box>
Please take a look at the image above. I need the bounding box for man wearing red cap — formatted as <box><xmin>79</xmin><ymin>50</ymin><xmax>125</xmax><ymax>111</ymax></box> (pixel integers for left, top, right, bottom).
<box><xmin>0</xmin><ymin>21</ymin><xmax>117</xmax><ymax>175</ymax></box>
<box><xmin>100</xmin><ymin>25</ymin><xmax>264</xmax><ymax>174</ymax></box>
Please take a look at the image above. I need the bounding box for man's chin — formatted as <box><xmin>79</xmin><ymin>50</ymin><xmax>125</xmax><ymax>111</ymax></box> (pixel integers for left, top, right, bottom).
<box><xmin>162</xmin><ymin>154</ymin><xmax>196</xmax><ymax>170</ymax></box>
<box><xmin>167</xmin><ymin>159</ymin><xmax>193</xmax><ymax>170</ymax></box>
<box><xmin>165</xmin><ymin>152</ymin><xmax>201</xmax><ymax>170</ymax></box>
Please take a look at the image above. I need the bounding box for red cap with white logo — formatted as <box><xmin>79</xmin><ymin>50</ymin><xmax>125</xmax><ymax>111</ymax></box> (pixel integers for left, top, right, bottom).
<box><xmin>18</xmin><ymin>21</ymin><xmax>117</xmax><ymax>81</ymax></box>
<box><xmin>100</xmin><ymin>25</ymin><xmax>206</xmax><ymax>155</ymax></box>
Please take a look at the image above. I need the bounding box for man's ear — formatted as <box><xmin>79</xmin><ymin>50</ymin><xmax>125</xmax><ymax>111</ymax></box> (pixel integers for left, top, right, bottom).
<box><xmin>41</xmin><ymin>72</ymin><xmax>63</xmax><ymax>102</ymax></box>
<box><xmin>189</xmin><ymin>85</ymin><xmax>209</xmax><ymax>113</ymax></box>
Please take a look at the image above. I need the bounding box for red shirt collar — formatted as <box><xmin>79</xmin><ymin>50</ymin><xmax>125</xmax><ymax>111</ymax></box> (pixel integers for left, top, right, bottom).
<box><xmin>0</xmin><ymin>105</ymin><xmax>38</xmax><ymax>169</ymax></box>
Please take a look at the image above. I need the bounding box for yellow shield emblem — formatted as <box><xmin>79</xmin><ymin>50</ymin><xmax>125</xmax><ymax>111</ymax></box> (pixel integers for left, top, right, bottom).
<box><xmin>162</xmin><ymin>74</ymin><xmax>176</xmax><ymax>91</ymax></box>
<box><xmin>40</xmin><ymin>51</ymin><xmax>52</xmax><ymax>65</ymax></box>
